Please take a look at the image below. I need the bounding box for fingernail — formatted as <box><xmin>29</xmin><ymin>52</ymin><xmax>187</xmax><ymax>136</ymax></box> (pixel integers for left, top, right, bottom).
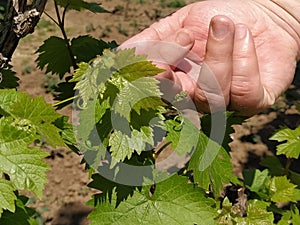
<box><xmin>176</xmin><ymin>31</ymin><xmax>192</xmax><ymax>47</ymax></box>
<box><xmin>212</xmin><ymin>20</ymin><xmax>229</xmax><ymax>39</ymax></box>
<box><xmin>235</xmin><ymin>24</ymin><xmax>248</xmax><ymax>40</ymax></box>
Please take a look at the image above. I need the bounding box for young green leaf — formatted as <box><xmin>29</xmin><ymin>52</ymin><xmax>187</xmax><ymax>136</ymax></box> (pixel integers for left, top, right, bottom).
<box><xmin>88</xmin><ymin>175</ymin><xmax>217</xmax><ymax>225</ymax></box>
<box><xmin>0</xmin><ymin>89</ymin><xmax>65</xmax><ymax>147</ymax></box>
<box><xmin>235</xmin><ymin>200</ymin><xmax>274</xmax><ymax>225</ymax></box>
<box><xmin>73</xmin><ymin>53</ymin><xmax>115</xmax><ymax>106</ymax></box>
<box><xmin>70</xmin><ymin>62</ymin><xmax>90</xmax><ymax>82</ymax></box>
<box><xmin>164</xmin><ymin>117</ymin><xmax>199</xmax><ymax>155</ymax></box>
<box><xmin>119</xmin><ymin>61</ymin><xmax>165</xmax><ymax>81</ymax></box>
<box><xmin>217</xmin><ymin>199</ymin><xmax>274</xmax><ymax>224</ymax></box>
<box><xmin>114</xmin><ymin>48</ymin><xmax>148</xmax><ymax>69</ymax></box>
<box><xmin>278</xmin><ymin>204</ymin><xmax>300</xmax><ymax>225</ymax></box>
<box><xmin>0</xmin><ymin>117</ymin><xmax>49</xmax><ymax>198</ymax></box>
<box><xmin>109</xmin><ymin>128</ymin><xmax>153</xmax><ymax>166</ymax></box>
<box><xmin>188</xmin><ymin>131</ymin><xmax>239</xmax><ymax>196</ymax></box>
<box><xmin>35</xmin><ymin>36</ymin><xmax>73</xmax><ymax>78</ymax></box>
<box><xmin>270</xmin><ymin>126</ymin><xmax>300</xmax><ymax>159</ymax></box>
<box><xmin>112</xmin><ymin>77</ymin><xmax>162</xmax><ymax>120</ymax></box>
<box><xmin>270</xmin><ymin>176</ymin><xmax>300</xmax><ymax>203</ymax></box>
<box><xmin>0</xmin><ymin>179</ymin><xmax>16</xmax><ymax>216</ymax></box>
<box><xmin>243</xmin><ymin>169</ymin><xmax>270</xmax><ymax>199</ymax></box>
<box><xmin>77</xmin><ymin>98</ymin><xmax>111</xmax><ymax>141</ymax></box>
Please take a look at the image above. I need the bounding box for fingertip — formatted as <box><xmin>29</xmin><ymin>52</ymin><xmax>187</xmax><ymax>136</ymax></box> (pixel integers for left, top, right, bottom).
<box><xmin>175</xmin><ymin>29</ymin><xmax>195</xmax><ymax>48</ymax></box>
<box><xmin>210</xmin><ymin>15</ymin><xmax>235</xmax><ymax>40</ymax></box>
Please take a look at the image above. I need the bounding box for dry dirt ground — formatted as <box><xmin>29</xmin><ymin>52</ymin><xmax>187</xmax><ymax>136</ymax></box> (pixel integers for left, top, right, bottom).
<box><xmin>10</xmin><ymin>0</ymin><xmax>300</xmax><ymax>224</ymax></box>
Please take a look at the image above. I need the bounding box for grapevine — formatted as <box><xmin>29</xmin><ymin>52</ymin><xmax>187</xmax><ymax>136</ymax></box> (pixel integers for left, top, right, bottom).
<box><xmin>0</xmin><ymin>0</ymin><xmax>300</xmax><ymax>224</ymax></box>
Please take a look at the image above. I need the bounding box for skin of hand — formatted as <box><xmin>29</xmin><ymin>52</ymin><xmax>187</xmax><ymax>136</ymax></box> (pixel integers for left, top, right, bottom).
<box><xmin>121</xmin><ymin>0</ymin><xmax>300</xmax><ymax>115</ymax></box>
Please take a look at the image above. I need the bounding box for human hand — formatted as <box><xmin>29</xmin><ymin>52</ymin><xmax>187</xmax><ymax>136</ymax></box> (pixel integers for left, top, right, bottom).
<box><xmin>121</xmin><ymin>0</ymin><xmax>300</xmax><ymax>115</ymax></box>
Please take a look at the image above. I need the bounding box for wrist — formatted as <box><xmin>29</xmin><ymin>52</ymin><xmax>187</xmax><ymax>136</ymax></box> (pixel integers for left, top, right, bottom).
<box><xmin>252</xmin><ymin>0</ymin><xmax>300</xmax><ymax>60</ymax></box>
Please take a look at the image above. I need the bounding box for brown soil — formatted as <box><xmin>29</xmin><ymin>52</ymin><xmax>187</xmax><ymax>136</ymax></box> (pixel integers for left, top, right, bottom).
<box><xmin>10</xmin><ymin>0</ymin><xmax>300</xmax><ymax>224</ymax></box>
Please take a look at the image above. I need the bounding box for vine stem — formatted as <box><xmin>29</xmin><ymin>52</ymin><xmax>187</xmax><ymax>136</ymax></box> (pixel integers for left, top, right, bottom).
<box><xmin>284</xmin><ymin>158</ymin><xmax>293</xmax><ymax>175</ymax></box>
<box><xmin>53</xmin><ymin>0</ymin><xmax>77</xmax><ymax>70</ymax></box>
<box><xmin>43</xmin><ymin>11</ymin><xmax>60</xmax><ymax>26</ymax></box>
<box><xmin>52</xmin><ymin>95</ymin><xmax>78</xmax><ymax>107</ymax></box>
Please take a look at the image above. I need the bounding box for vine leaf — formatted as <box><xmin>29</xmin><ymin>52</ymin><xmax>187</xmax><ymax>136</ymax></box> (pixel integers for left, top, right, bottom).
<box><xmin>270</xmin><ymin>176</ymin><xmax>300</xmax><ymax>203</ymax></box>
<box><xmin>0</xmin><ymin>195</ymin><xmax>39</xmax><ymax>225</ymax></box>
<box><xmin>76</xmin><ymin>99</ymin><xmax>110</xmax><ymax>142</ymax></box>
<box><xmin>243</xmin><ymin>169</ymin><xmax>270</xmax><ymax>199</ymax></box>
<box><xmin>217</xmin><ymin>199</ymin><xmax>274</xmax><ymax>224</ymax></box>
<box><xmin>113</xmin><ymin>77</ymin><xmax>162</xmax><ymax>120</ymax></box>
<box><xmin>188</xmin><ymin>131</ymin><xmax>239</xmax><ymax>196</ymax></box>
<box><xmin>87</xmin><ymin>173</ymin><xmax>140</xmax><ymax>208</ymax></box>
<box><xmin>0</xmin><ymin>90</ymin><xmax>64</xmax><ymax>217</ymax></box>
<box><xmin>55</xmin><ymin>0</ymin><xmax>109</xmax><ymax>13</ymax></box>
<box><xmin>0</xmin><ymin>118</ymin><xmax>50</xmax><ymax>197</ymax></box>
<box><xmin>114</xmin><ymin>48</ymin><xmax>148</xmax><ymax>69</ymax></box>
<box><xmin>0</xmin><ymin>65</ymin><xmax>19</xmax><ymax>89</ymax></box>
<box><xmin>270</xmin><ymin>126</ymin><xmax>300</xmax><ymax>159</ymax></box>
<box><xmin>70</xmin><ymin>62</ymin><xmax>90</xmax><ymax>82</ymax></box>
<box><xmin>35</xmin><ymin>36</ymin><xmax>73</xmax><ymax>78</ymax></box>
<box><xmin>165</xmin><ymin>117</ymin><xmax>199</xmax><ymax>155</ymax></box>
<box><xmin>88</xmin><ymin>175</ymin><xmax>217</xmax><ymax>225</ymax></box>
<box><xmin>278</xmin><ymin>204</ymin><xmax>300</xmax><ymax>225</ymax></box>
<box><xmin>71</xmin><ymin>35</ymin><xmax>118</xmax><ymax>63</ymax></box>
<box><xmin>235</xmin><ymin>200</ymin><xmax>274</xmax><ymax>225</ymax></box>
<box><xmin>1</xmin><ymin>89</ymin><xmax>64</xmax><ymax>147</ymax></box>
<box><xmin>0</xmin><ymin>179</ymin><xmax>16</xmax><ymax>215</ymax></box>
<box><xmin>72</xmin><ymin>52</ymin><xmax>115</xmax><ymax>106</ymax></box>
<box><xmin>109</xmin><ymin>128</ymin><xmax>153</xmax><ymax>166</ymax></box>
<box><xmin>119</xmin><ymin>61</ymin><xmax>165</xmax><ymax>81</ymax></box>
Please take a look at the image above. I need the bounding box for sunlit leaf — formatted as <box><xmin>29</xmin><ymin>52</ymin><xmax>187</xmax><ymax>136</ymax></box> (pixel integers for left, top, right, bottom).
<box><xmin>270</xmin><ymin>176</ymin><xmax>300</xmax><ymax>203</ymax></box>
<box><xmin>270</xmin><ymin>127</ymin><xmax>300</xmax><ymax>159</ymax></box>
<box><xmin>88</xmin><ymin>175</ymin><xmax>217</xmax><ymax>225</ymax></box>
<box><xmin>189</xmin><ymin>131</ymin><xmax>239</xmax><ymax>196</ymax></box>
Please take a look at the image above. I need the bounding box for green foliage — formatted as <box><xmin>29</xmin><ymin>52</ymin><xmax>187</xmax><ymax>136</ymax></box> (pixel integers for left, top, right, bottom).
<box><xmin>0</xmin><ymin>89</ymin><xmax>69</xmax><ymax>218</ymax></box>
<box><xmin>217</xmin><ymin>198</ymin><xmax>274</xmax><ymax>224</ymax></box>
<box><xmin>0</xmin><ymin>65</ymin><xmax>19</xmax><ymax>89</ymax></box>
<box><xmin>235</xmin><ymin>200</ymin><xmax>274</xmax><ymax>225</ymax></box>
<box><xmin>188</xmin><ymin>131</ymin><xmax>240</xmax><ymax>196</ymax></box>
<box><xmin>243</xmin><ymin>169</ymin><xmax>270</xmax><ymax>199</ymax></box>
<box><xmin>0</xmin><ymin>195</ymin><xmax>41</xmax><ymax>225</ymax></box>
<box><xmin>71</xmin><ymin>36</ymin><xmax>117</xmax><ymax>63</ymax></box>
<box><xmin>164</xmin><ymin>117</ymin><xmax>199</xmax><ymax>155</ymax></box>
<box><xmin>270</xmin><ymin>126</ymin><xmax>300</xmax><ymax>159</ymax></box>
<box><xmin>278</xmin><ymin>205</ymin><xmax>300</xmax><ymax>225</ymax></box>
<box><xmin>35</xmin><ymin>36</ymin><xmax>73</xmax><ymax>78</ymax></box>
<box><xmin>0</xmin><ymin>89</ymin><xmax>65</xmax><ymax>147</ymax></box>
<box><xmin>4</xmin><ymin>0</ymin><xmax>300</xmax><ymax>223</ymax></box>
<box><xmin>87</xmin><ymin>173</ymin><xmax>141</xmax><ymax>207</ymax></box>
<box><xmin>36</xmin><ymin>36</ymin><xmax>117</xmax><ymax>78</ymax></box>
<box><xmin>88</xmin><ymin>175</ymin><xmax>217</xmax><ymax>225</ymax></box>
<box><xmin>270</xmin><ymin>176</ymin><xmax>300</xmax><ymax>203</ymax></box>
<box><xmin>69</xmin><ymin>46</ymin><xmax>300</xmax><ymax>225</ymax></box>
<box><xmin>73</xmin><ymin>49</ymin><xmax>165</xmax><ymax>168</ymax></box>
